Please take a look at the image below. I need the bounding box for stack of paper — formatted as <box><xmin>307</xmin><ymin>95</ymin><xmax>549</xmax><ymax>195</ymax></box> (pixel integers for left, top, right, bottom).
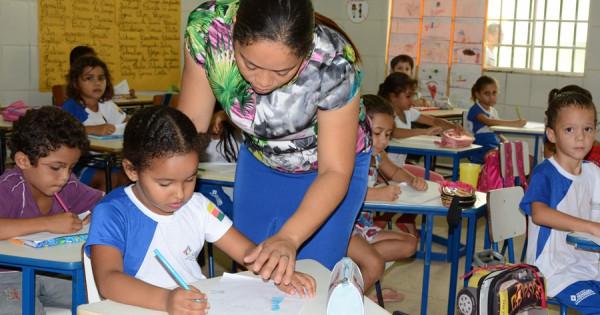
<box><xmin>373</xmin><ymin>181</ymin><xmax>441</xmax><ymax>205</ymax></box>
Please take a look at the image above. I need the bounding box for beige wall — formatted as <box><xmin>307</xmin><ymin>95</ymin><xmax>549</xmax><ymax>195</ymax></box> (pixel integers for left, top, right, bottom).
<box><xmin>2</xmin><ymin>0</ymin><xmax>600</xmax><ymax>138</ymax></box>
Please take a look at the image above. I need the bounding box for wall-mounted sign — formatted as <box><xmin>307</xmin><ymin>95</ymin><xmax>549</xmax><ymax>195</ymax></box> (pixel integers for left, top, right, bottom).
<box><xmin>347</xmin><ymin>0</ymin><xmax>368</xmax><ymax>24</ymax></box>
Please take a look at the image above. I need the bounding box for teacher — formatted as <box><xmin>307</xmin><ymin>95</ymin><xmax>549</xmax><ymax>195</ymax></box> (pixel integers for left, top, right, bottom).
<box><xmin>178</xmin><ymin>0</ymin><xmax>372</xmax><ymax>284</ymax></box>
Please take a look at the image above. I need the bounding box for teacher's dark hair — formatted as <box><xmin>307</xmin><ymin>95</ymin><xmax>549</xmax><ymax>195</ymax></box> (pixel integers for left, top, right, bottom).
<box><xmin>123</xmin><ymin>106</ymin><xmax>203</xmax><ymax>173</ymax></box>
<box><xmin>233</xmin><ymin>0</ymin><xmax>361</xmax><ymax>62</ymax></box>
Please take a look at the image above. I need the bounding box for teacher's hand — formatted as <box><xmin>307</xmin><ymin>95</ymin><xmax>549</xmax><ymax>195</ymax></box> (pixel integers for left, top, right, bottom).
<box><xmin>243</xmin><ymin>233</ymin><xmax>297</xmax><ymax>286</ymax></box>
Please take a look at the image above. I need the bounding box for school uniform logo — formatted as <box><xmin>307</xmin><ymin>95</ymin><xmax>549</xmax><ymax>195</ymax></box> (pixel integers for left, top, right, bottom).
<box><xmin>207</xmin><ymin>202</ymin><xmax>225</xmax><ymax>221</ymax></box>
<box><xmin>571</xmin><ymin>288</ymin><xmax>595</xmax><ymax>305</ymax></box>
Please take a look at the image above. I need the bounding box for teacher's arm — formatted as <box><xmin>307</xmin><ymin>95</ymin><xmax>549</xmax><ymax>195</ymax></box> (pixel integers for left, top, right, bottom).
<box><xmin>243</xmin><ymin>93</ymin><xmax>361</xmax><ymax>285</ymax></box>
<box><xmin>177</xmin><ymin>50</ymin><xmax>217</xmax><ymax>133</ymax></box>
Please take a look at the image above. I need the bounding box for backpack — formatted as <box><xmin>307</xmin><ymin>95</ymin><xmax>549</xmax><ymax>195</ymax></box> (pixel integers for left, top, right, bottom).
<box><xmin>477</xmin><ymin>142</ymin><xmax>528</xmax><ymax>193</ymax></box>
<box><xmin>1</xmin><ymin>101</ymin><xmax>36</xmax><ymax>122</ymax></box>
<box><xmin>458</xmin><ymin>250</ymin><xmax>548</xmax><ymax>315</ymax></box>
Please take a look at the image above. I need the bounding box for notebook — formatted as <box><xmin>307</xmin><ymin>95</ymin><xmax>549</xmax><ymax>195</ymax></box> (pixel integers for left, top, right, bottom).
<box><xmin>10</xmin><ymin>211</ymin><xmax>90</xmax><ymax>248</ymax></box>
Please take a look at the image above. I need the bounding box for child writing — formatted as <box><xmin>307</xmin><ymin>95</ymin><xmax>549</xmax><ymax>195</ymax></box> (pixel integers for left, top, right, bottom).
<box><xmin>62</xmin><ymin>56</ymin><xmax>129</xmax><ymax>192</ymax></box>
<box><xmin>467</xmin><ymin>75</ymin><xmax>526</xmax><ymax>157</ymax></box>
<box><xmin>389</xmin><ymin>54</ymin><xmax>431</xmax><ymax>107</ymax></box>
<box><xmin>0</xmin><ymin>106</ymin><xmax>103</xmax><ymax>314</ymax></box>
<box><xmin>85</xmin><ymin>106</ymin><xmax>315</xmax><ymax>313</ymax></box>
<box><xmin>346</xmin><ymin>95</ymin><xmax>421</xmax><ymax>292</ymax></box>
<box><xmin>520</xmin><ymin>91</ymin><xmax>600</xmax><ymax>313</ymax></box>
<box><xmin>377</xmin><ymin>72</ymin><xmax>455</xmax><ymax>236</ymax></box>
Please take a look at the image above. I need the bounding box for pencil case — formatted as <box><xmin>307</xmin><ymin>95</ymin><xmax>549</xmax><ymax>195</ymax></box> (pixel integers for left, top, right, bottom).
<box><xmin>327</xmin><ymin>257</ymin><xmax>364</xmax><ymax>315</ymax></box>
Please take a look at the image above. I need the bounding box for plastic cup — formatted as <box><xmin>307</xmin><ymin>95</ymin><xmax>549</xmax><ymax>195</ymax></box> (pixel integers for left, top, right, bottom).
<box><xmin>459</xmin><ymin>163</ymin><xmax>480</xmax><ymax>188</ymax></box>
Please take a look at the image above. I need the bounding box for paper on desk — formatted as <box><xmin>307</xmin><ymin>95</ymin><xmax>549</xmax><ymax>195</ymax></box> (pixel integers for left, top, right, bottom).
<box><xmin>11</xmin><ymin>211</ymin><xmax>91</xmax><ymax>247</ymax></box>
<box><xmin>87</xmin><ymin>123</ymin><xmax>126</xmax><ymax>140</ymax></box>
<box><xmin>113</xmin><ymin>80</ymin><xmax>130</xmax><ymax>95</ymax></box>
<box><xmin>197</xmin><ymin>162</ymin><xmax>236</xmax><ymax>175</ymax></box>
<box><xmin>390</xmin><ymin>135</ymin><xmax>441</xmax><ymax>148</ymax></box>
<box><xmin>207</xmin><ymin>273</ymin><xmax>306</xmax><ymax>315</ymax></box>
<box><xmin>523</xmin><ymin>121</ymin><xmax>545</xmax><ymax>129</ymax></box>
<box><xmin>374</xmin><ymin>181</ymin><xmax>441</xmax><ymax>205</ymax></box>
<box><xmin>569</xmin><ymin>231</ymin><xmax>600</xmax><ymax>246</ymax></box>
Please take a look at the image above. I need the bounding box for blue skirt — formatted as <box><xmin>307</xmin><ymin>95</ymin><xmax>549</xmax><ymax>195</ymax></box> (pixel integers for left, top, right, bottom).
<box><xmin>233</xmin><ymin>144</ymin><xmax>370</xmax><ymax>270</ymax></box>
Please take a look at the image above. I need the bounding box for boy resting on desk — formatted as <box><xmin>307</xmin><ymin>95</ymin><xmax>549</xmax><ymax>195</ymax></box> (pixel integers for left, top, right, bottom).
<box><xmin>85</xmin><ymin>106</ymin><xmax>315</xmax><ymax>314</ymax></box>
<box><xmin>520</xmin><ymin>92</ymin><xmax>600</xmax><ymax>314</ymax></box>
<box><xmin>0</xmin><ymin>106</ymin><xmax>104</xmax><ymax>314</ymax></box>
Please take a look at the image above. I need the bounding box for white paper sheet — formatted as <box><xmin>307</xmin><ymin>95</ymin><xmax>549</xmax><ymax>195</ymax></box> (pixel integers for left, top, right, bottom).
<box><xmin>374</xmin><ymin>181</ymin><xmax>441</xmax><ymax>205</ymax></box>
<box><xmin>113</xmin><ymin>79</ymin><xmax>130</xmax><ymax>95</ymax></box>
<box><xmin>206</xmin><ymin>273</ymin><xmax>306</xmax><ymax>315</ymax></box>
<box><xmin>197</xmin><ymin>162</ymin><xmax>237</xmax><ymax>175</ymax></box>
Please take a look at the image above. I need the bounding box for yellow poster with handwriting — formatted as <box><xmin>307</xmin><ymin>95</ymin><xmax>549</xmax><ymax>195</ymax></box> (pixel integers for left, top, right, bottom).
<box><xmin>38</xmin><ymin>0</ymin><xmax>181</xmax><ymax>92</ymax></box>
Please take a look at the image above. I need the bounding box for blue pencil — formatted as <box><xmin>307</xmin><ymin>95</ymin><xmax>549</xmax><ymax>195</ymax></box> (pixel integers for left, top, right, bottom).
<box><xmin>154</xmin><ymin>249</ymin><xmax>205</xmax><ymax>302</ymax></box>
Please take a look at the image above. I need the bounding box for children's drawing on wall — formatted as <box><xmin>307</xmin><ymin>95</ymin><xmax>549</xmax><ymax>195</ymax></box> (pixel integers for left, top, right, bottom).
<box><xmin>390</xmin><ymin>18</ymin><xmax>420</xmax><ymax>34</ymax></box>
<box><xmin>392</xmin><ymin>0</ymin><xmax>421</xmax><ymax>18</ymax></box>
<box><xmin>388</xmin><ymin>33</ymin><xmax>418</xmax><ymax>58</ymax></box>
<box><xmin>449</xmin><ymin>87</ymin><xmax>473</xmax><ymax>109</ymax></box>
<box><xmin>423</xmin><ymin>0</ymin><xmax>453</xmax><ymax>17</ymax></box>
<box><xmin>421</xmin><ymin>18</ymin><xmax>452</xmax><ymax>40</ymax></box>
<box><xmin>452</xmin><ymin>44</ymin><xmax>483</xmax><ymax>64</ymax></box>
<box><xmin>420</xmin><ymin>40</ymin><xmax>450</xmax><ymax>63</ymax></box>
<box><xmin>417</xmin><ymin>63</ymin><xmax>448</xmax><ymax>102</ymax></box>
<box><xmin>449</xmin><ymin>64</ymin><xmax>481</xmax><ymax>89</ymax></box>
<box><xmin>455</xmin><ymin>0</ymin><xmax>486</xmax><ymax>17</ymax></box>
<box><xmin>454</xmin><ymin>19</ymin><xmax>485</xmax><ymax>44</ymax></box>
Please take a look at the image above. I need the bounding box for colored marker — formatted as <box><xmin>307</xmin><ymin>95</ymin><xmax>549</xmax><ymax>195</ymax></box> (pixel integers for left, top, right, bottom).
<box><xmin>515</xmin><ymin>106</ymin><xmax>523</xmax><ymax>120</ymax></box>
<box><xmin>154</xmin><ymin>249</ymin><xmax>205</xmax><ymax>302</ymax></box>
<box><xmin>54</xmin><ymin>193</ymin><xmax>70</xmax><ymax>212</ymax></box>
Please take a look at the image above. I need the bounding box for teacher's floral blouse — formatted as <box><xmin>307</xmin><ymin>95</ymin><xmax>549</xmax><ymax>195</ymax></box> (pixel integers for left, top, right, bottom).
<box><xmin>185</xmin><ymin>0</ymin><xmax>371</xmax><ymax>173</ymax></box>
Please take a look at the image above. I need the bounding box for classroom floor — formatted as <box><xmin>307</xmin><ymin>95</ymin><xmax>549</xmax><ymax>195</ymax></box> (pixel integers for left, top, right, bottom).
<box><xmin>201</xmin><ymin>158</ymin><xmax>575</xmax><ymax>315</ymax></box>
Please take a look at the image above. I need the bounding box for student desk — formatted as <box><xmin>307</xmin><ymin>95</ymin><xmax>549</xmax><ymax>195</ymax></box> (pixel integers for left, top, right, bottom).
<box><xmin>362</xmin><ymin>191</ymin><xmax>487</xmax><ymax>315</ymax></box>
<box><xmin>423</xmin><ymin>108</ymin><xmax>467</xmax><ymax>124</ymax></box>
<box><xmin>0</xmin><ymin>117</ymin><xmax>13</xmax><ymax>175</ymax></box>
<box><xmin>76</xmin><ymin>258</ymin><xmax>390</xmax><ymax>315</ymax></box>
<box><xmin>0</xmin><ymin>241</ymin><xmax>85</xmax><ymax>315</ymax></box>
<box><xmin>387</xmin><ymin>135</ymin><xmax>484</xmax><ymax>181</ymax></box>
<box><xmin>490</xmin><ymin>122</ymin><xmax>545</xmax><ymax>168</ymax></box>
<box><xmin>88</xmin><ymin>137</ymin><xmax>123</xmax><ymax>193</ymax></box>
<box><xmin>567</xmin><ymin>232</ymin><xmax>600</xmax><ymax>252</ymax></box>
<box><xmin>113</xmin><ymin>95</ymin><xmax>154</xmax><ymax>115</ymax></box>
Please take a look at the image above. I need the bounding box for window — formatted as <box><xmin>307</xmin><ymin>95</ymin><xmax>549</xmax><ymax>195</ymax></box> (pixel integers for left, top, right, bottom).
<box><xmin>486</xmin><ymin>0</ymin><xmax>589</xmax><ymax>73</ymax></box>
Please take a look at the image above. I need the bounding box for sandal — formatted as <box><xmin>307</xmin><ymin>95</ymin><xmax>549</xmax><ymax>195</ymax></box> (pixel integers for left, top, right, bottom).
<box><xmin>369</xmin><ymin>286</ymin><xmax>405</xmax><ymax>303</ymax></box>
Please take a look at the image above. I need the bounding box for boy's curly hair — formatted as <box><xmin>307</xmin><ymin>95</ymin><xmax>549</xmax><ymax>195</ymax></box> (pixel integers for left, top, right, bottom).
<box><xmin>66</xmin><ymin>56</ymin><xmax>114</xmax><ymax>105</ymax></box>
<box><xmin>123</xmin><ymin>106</ymin><xmax>204</xmax><ymax>173</ymax></box>
<box><xmin>9</xmin><ymin>106</ymin><xmax>89</xmax><ymax>166</ymax></box>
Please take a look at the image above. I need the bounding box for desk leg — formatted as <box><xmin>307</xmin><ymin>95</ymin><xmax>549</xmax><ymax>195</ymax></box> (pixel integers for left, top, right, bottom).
<box><xmin>533</xmin><ymin>135</ymin><xmax>540</xmax><ymax>169</ymax></box>
<box><xmin>464</xmin><ymin>214</ymin><xmax>477</xmax><ymax>287</ymax></box>
<box><xmin>452</xmin><ymin>156</ymin><xmax>460</xmax><ymax>182</ymax></box>
<box><xmin>22</xmin><ymin>267</ymin><xmax>35</xmax><ymax>315</ymax></box>
<box><xmin>447</xmin><ymin>219</ymin><xmax>463</xmax><ymax>315</ymax></box>
<box><xmin>424</xmin><ymin>155</ymin><xmax>431</xmax><ymax>180</ymax></box>
<box><xmin>420</xmin><ymin>214</ymin><xmax>434</xmax><ymax>315</ymax></box>
<box><xmin>72</xmin><ymin>268</ymin><xmax>86</xmax><ymax>314</ymax></box>
<box><xmin>104</xmin><ymin>154</ymin><xmax>112</xmax><ymax>193</ymax></box>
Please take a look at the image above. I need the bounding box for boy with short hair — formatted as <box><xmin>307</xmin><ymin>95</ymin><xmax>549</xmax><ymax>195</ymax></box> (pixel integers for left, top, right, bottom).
<box><xmin>389</xmin><ymin>54</ymin><xmax>431</xmax><ymax>107</ymax></box>
<box><xmin>0</xmin><ymin>106</ymin><xmax>103</xmax><ymax>314</ymax></box>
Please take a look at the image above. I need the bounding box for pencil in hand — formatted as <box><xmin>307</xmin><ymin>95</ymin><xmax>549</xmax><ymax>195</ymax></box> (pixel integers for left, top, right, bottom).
<box><xmin>377</xmin><ymin>169</ymin><xmax>390</xmax><ymax>186</ymax></box>
<box><xmin>54</xmin><ymin>193</ymin><xmax>70</xmax><ymax>212</ymax></box>
<box><xmin>515</xmin><ymin>106</ymin><xmax>523</xmax><ymax>120</ymax></box>
<box><xmin>154</xmin><ymin>249</ymin><xmax>205</xmax><ymax>302</ymax></box>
